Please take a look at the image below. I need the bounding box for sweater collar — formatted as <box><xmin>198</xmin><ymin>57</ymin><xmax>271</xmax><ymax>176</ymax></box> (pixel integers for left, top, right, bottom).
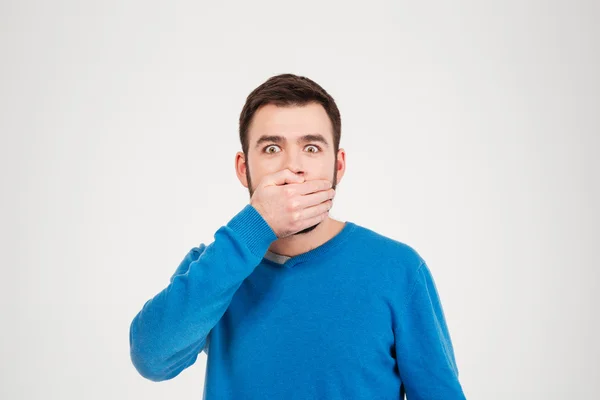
<box><xmin>262</xmin><ymin>221</ymin><xmax>357</xmax><ymax>269</ymax></box>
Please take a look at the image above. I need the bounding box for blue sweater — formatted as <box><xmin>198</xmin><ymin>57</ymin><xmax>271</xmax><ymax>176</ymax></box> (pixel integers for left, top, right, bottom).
<box><xmin>129</xmin><ymin>204</ymin><xmax>466</xmax><ymax>399</ymax></box>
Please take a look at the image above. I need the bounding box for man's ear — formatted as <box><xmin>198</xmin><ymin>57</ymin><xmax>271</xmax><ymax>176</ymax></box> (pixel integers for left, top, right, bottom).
<box><xmin>335</xmin><ymin>148</ymin><xmax>346</xmax><ymax>185</ymax></box>
<box><xmin>235</xmin><ymin>151</ymin><xmax>249</xmax><ymax>188</ymax></box>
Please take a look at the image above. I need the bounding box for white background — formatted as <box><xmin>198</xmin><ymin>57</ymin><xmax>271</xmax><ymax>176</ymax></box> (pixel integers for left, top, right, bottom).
<box><xmin>1</xmin><ymin>0</ymin><xmax>598</xmax><ymax>399</ymax></box>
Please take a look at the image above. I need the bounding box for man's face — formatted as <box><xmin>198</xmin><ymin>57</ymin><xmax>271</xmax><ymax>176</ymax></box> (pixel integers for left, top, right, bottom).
<box><xmin>243</xmin><ymin>102</ymin><xmax>339</xmax><ymax>235</ymax></box>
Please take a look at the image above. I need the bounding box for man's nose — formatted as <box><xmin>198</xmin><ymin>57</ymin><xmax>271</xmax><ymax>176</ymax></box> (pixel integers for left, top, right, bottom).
<box><xmin>284</xmin><ymin>151</ymin><xmax>304</xmax><ymax>175</ymax></box>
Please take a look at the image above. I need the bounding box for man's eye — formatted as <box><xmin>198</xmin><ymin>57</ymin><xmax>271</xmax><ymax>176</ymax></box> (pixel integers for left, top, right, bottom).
<box><xmin>263</xmin><ymin>144</ymin><xmax>321</xmax><ymax>154</ymax></box>
<box><xmin>264</xmin><ymin>145</ymin><xmax>280</xmax><ymax>153</ymax></box>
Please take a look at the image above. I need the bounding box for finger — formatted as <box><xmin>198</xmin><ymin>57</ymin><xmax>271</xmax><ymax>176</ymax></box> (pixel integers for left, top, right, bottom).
<box><xmin>265</xmin><ymin>169</ymin><xmax>305</xmax><ymax>187</ymax></box>
<box><xmin>300</xmin><ymin>199</ymin><xmax>332</xmax><ymax>220</ymax></box>
<box><xmin>294</xmin><ymin>179</ymin><xmax>332</xmax><ymax>195</ymax></box>
<box><xmin>298</xmin><ymin>188</ymin><xmax>335</xmax><ymax>208</ymax></box>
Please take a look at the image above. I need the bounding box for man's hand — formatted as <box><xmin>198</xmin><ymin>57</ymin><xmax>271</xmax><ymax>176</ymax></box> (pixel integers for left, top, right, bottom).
<box><xmin>250</xmin><ymin>169</ymin><xmax>335</xmax><ymax>238</ymax></box>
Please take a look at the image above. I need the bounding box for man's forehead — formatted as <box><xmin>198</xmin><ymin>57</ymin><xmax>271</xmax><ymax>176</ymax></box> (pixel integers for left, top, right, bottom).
<box><xmin>247</xmin><ymin>103</ymin><xmax>334</xmax><ymax>148</ymax></box>
<box><xmin>250</xmin><ymin>103</ymin><xmax>331</xmax><ymax>130</ymax></box>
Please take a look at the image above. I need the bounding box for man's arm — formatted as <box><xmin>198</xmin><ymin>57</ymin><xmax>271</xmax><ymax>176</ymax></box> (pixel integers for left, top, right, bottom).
<box><xmin>128</xmin><ymin>204</ymin><xmax>277</xmax><ymax>382</ymax></box>
<box><xmin>394</xmin><ymin>262</ymin><xmax>467</xmax><ymax>399</ymax></box>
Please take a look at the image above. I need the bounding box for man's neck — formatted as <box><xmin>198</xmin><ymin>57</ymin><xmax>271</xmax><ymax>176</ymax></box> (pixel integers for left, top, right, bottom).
<box><xmin>268</xmin><ymin>217</ymin><xmax>345</xmax><ymax>258</ymax></box>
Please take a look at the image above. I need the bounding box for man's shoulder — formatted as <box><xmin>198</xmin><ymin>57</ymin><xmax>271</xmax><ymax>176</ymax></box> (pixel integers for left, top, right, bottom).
<box><xmin>349</xmin><ymin>221</ymin><xmax>426</xmax><ymax>275</ymax></box>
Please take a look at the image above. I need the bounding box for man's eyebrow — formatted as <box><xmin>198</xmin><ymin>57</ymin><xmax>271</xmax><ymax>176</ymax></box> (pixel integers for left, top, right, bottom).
<box><xmin>254</xmin><ymin>134</ymin><xmax>330</xmax><ymax>149</ymax></box>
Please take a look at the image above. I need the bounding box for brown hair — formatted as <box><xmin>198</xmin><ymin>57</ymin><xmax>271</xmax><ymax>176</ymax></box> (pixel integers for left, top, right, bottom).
<box><xmin>239</xmin><ymin>73</ymin><xmax>341</xmax><ymax>158</ymax></box>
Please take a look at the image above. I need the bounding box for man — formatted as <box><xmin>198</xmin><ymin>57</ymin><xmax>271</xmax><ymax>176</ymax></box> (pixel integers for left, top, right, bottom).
<box><xmin>129</xmin><ymin>73</ymin><xmax>467</xmax><ymax>399</ymax></box>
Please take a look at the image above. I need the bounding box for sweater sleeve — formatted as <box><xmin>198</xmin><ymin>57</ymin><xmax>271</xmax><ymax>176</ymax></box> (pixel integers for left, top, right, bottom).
<box><xmin>129</xmin><ymin>204</ymin><xmax>277</xmax><ymax>382</ymax></box>
<box><xmin>394</xmin><ymin>262</ymin><xmax>467</xmax><ymax>400</ymax></box>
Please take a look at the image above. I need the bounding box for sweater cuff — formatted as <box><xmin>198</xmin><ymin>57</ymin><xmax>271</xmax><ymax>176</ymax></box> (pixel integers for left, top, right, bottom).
<box><xmin>226</xmin><ymin>204</ymin><xmax>278</xmax><ymax>259</ymax></box>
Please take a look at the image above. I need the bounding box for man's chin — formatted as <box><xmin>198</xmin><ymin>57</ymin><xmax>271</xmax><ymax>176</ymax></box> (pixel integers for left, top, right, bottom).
<box><xmin>294</xmin><ymin>220</ymin><xmax>320</xmax><ymax>235</ymax></box>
